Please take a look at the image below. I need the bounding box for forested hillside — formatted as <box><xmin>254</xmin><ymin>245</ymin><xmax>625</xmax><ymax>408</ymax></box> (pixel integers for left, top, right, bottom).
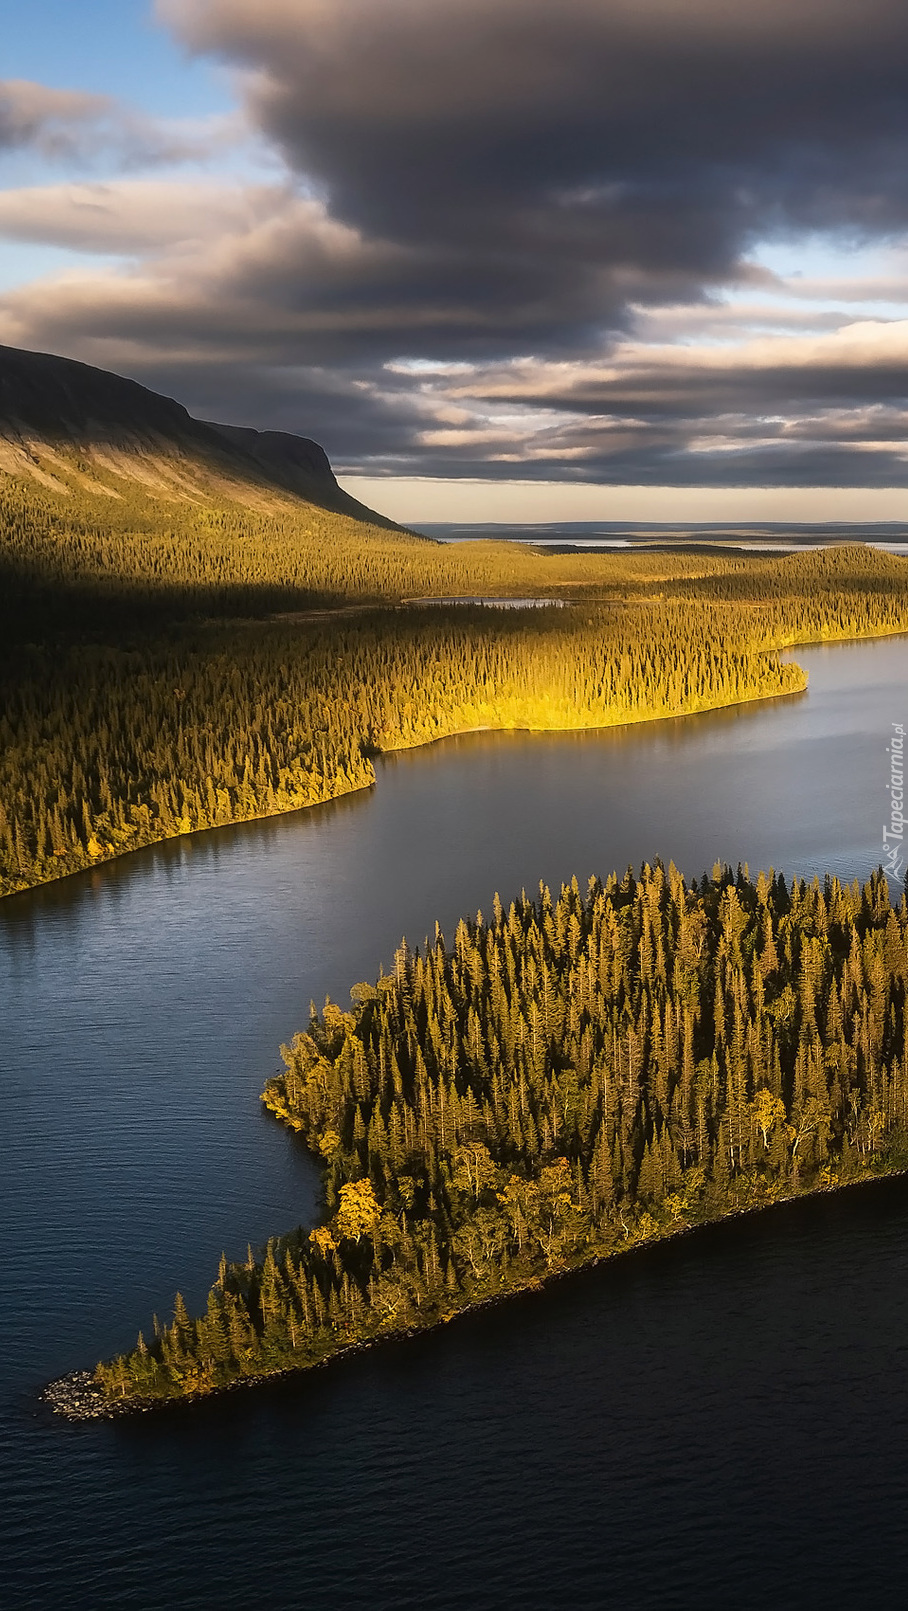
<box><xmin>3</xmin><ymin>353</ymin><xmax>908</xmax><ymax>903</ymax></box>
<box><xmin>0</xmin><ymin>474</ymin><xmax>746</xmax><ymax>636</ymax></box>
<box><xmin>4</xmin><ymin>507</ymin><xmax>908</xmax><ymax>899</ymax></box>
<box><xmin>94</xmin><ymin>861</ymin><xmax>908</xmax><ymax>1406</ymax></box>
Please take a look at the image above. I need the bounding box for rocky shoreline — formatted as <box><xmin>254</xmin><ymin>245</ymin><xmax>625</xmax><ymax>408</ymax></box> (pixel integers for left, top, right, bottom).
<box><xmin>42</xmin><ymin>1166</ymin><xmax>908</xmax><ymax>1424</ymax></box>
<box><xmin>42</xmin><ymin>1355</ymin><xmax>368</xmax><ymax>1422</ymax></box>
<box><xmin>42</xmin><ymin>1371</ymin><xmax>140</xmax><ymax>1421</ymax></box>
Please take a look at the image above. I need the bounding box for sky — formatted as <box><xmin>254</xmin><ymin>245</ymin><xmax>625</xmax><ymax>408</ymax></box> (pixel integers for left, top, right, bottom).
<box><xmin>4</xmin><ymin>0</ymin><xmax>908</xmax><ymax>522</ymax></box>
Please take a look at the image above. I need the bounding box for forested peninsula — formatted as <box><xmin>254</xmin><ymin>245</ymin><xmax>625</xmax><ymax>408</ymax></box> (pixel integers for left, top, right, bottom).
<box><xmin>77</xmin><ymin>860</ymin><xmax>908</xmax><ymax>1413</ymax></box>
<box><xmin>5</xmin><ymin>479</ymin><xmax>908</xmax><ymax>900</ymax></box>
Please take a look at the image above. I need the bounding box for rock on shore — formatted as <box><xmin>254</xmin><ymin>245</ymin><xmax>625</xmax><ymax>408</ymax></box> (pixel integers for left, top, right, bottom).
<box><xmin>42</xmin><ymin>1371</ymin><xmax>130</xmax><ymax>1421</ymax></box>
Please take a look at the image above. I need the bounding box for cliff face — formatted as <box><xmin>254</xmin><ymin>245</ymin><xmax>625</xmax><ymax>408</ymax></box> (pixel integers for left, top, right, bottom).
<box><xmin>0</xmin><ymin>343</ymin><xmax>397</xmax><ymax>525</ymax></box>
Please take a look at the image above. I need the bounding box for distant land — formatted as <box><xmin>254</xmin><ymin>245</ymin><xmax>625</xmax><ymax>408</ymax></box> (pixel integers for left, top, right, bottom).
<box><xmin>419</xmin><ymin>520</ymin><xmax>908</xmax><ymax>550</ymax></box>
<box><xmin>0</xmin><ymin>342</ymin><xmax>400</xmax><ymax>529</ymax></box>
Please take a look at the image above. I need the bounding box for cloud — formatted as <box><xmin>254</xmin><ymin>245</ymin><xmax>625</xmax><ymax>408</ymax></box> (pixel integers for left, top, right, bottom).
<box><xmin>6</xmin><ymin>3</ymin><xmax>908</xmax><ymax>489</ymax></box>
<box><xmin>0</xmin><ymin>180</ymin><xmax>297</xmax><ymax>254</ymax></box>
<box><xmin>158</xmin><ymin>0</ymin><xmax>908</xmax><ymax>256</ymax></box>
<box><xmin>0</xmin><ymin>80</ymin><xmax>110</xmax><ymax>160</ymax></box>
<box><xmin>5</xmin><ymin>193</ymin><xmax>908</xmax><ymax>484</ymax></box>
<box><xmin>0</xmin><ymin>178</ymin><xmax>603</xmax><ymax>368</ymax></box>
<box><xmin>0</xmin><ymin>183</ymin><xmax>437</xmax><ymax>461</ymax></box>
<box><xmin>0</xmin><ymin>77</ymin><xmax>237</xmax><ymax>170</ymax></box>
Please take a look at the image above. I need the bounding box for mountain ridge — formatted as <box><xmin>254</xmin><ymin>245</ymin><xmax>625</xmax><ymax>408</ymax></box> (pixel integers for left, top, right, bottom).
<box><xmin>0</xmin><ymin>342</ymin><xmax>399</xmax><ymax>527</ymax></box>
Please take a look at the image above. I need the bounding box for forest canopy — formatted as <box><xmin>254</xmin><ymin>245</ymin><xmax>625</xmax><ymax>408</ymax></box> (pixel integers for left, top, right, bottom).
<box><xmin>95</xmin><ymin>860</ymin><xmax>908</xmax><ymax>1406</ymax></box>
<box><xmin>3</xmin><ymin>459</ymin><xmax>908</xmax><ymax>899</ymax></box>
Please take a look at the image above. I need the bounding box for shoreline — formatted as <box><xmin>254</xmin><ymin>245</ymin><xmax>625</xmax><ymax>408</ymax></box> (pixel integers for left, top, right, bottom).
<box><xmin>2</xmin><ymin>657</ymin><xmax>808</xmax><ymax>904</ymax></box>
<box><xmin>43</xmin><ymin>1159</ymin><xmax>908</xmax><ymax>1423</ymax></box>
<box><xmin>11</xmin><ymin>611</ymin><xmax>908</xmax><ymax>905</ymax></box>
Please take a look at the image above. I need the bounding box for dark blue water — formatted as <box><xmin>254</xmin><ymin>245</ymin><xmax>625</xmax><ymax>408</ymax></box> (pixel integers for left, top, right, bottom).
<box><xmin>2</xmin><ymin>636</ymin><xmax>908</xmax><ymax>1609</ymax></box>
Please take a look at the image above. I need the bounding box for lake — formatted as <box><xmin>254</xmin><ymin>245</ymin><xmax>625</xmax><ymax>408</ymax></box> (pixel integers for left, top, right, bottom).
<box><xmin>2</xmin><ymin>634</ymin><xmax>908</xmax><ymax>1608</ymax></box>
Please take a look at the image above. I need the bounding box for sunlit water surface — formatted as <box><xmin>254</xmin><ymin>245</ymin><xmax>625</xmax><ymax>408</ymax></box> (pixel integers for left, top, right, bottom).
<box><xmin>3</xmin><ymin>636</ymin><xmax>908</xmax><ymax>1608</ymax></box>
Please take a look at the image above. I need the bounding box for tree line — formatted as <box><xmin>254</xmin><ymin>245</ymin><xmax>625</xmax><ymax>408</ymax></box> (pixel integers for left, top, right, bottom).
<box><xmin>0</xmin><ymin>599</ymin><xmax>802</xmax><ymax>897</ymax></box>
<box><xmin>5</xmin><ymin>457</ymin><xmax>908</xmax><ymax>903</ymax></box>
<box><xmin>96</xmin><ymin>859</ymin><xmax>908</xmax><ymax>1403</ymax></box>
<box><xmin>6</xmin><ymin>543</ymin><xmax>908</xmax><ymax>898</ymax></box>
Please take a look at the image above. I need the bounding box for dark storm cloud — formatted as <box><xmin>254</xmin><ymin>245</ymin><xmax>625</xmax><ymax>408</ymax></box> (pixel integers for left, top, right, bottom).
<box><xmin>162</xmin><ymin>1</ymin><xmax>908</xmax><ymax>274</ymax></box>
<box><xmin>145</xmin><ymin>0</ymin><xmax>908</xmax><ymax>481</ymax></box>
<box><xmin>6</xmin><ymin>2</ymin><xmax>908</xmax><ymax>485</ymax></box>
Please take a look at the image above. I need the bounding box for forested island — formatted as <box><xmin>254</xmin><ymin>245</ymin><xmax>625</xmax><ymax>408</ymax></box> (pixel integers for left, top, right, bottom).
<box><xmin>77</xmin><ymin>859</ymin><xmax>908</xmax><ymax>1412</ymax></box>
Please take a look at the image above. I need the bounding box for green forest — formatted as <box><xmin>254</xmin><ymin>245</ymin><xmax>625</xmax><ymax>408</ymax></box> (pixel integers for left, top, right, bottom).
<box><xmin>0</xmin><ymin>473</ymin><xmax>744</xmax><ymax>631</ymax></box>
<box><xmin>1</xmin><ymin>601</ymin><xmax>808</xmax><ymax>894</ymax></box>
<box><xmin>4</xmin><ymin>459</ymin><xmax>908</xmax><ymax>898</ymax></box>
<box><xmin>7</xmin><ymin>462</ymin><xmax>908</xmax><ymax>1414</ymax></box>
<box><xmin>96</xmin><ymin>860</ymin><xmax>908</xmax><ymax>1405</ymax></box>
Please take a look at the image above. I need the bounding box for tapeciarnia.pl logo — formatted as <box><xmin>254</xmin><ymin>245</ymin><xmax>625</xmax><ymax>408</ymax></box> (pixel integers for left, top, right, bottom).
<box><xmin>883</xmin><ymin>722</ymin><xmax>905</xmax><ymax>882</ymax></box>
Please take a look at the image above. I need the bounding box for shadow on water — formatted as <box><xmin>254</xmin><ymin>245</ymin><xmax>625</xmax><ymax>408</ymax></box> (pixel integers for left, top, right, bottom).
<box><xmin>0</xmin><ymin>781</ymin><xmax>374</xmax><ymax>938</ymax></box>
